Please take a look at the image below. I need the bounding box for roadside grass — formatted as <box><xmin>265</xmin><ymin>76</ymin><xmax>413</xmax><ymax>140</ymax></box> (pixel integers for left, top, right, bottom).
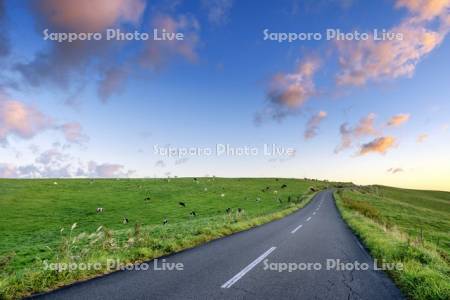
<box><xmin>334</xmin><ymin>187</ymin><xmax>450</xmax><ymax>300</ymax></box>
<box><xmin>0</xmin><ymin>178</ymin><xmax>324</xmax><ymax>299</ymax></box>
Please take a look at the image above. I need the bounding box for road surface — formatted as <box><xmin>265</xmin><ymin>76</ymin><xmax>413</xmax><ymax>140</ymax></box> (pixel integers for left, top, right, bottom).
<box><xmin>32</xmin><ymin>190</ymin><xmax>403</xmax><ymax>299</ymax></box>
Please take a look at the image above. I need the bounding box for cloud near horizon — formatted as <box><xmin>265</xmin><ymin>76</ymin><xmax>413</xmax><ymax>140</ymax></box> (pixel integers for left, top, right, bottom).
<box><xmin>0</xmin><ymin>161</ymin><xmax>133</xmax><ymax>178</ymax></box>
<box><xmin>86</xmin><ymin>161</ymin><xmax>133</xmax><ymax>178</ymax></box>
<box><xmin>0</xmin><ymin>146</ymin><xmax>134</xmax><ymax>178</ymax></box>
<box><xmin>0</xmin><ymin>97</ymin><xmax>88</xmax><ymax>145</ymax></box>
<box><xmin>59</xmin><ymin>122</ymin><xmax>90</xmax><ymax>144</ymax></box>
<box><xmin>155</xmin><ymin>160</ymin><xmax>166</xmax><ymax>168</ymax></box>
<box><xmin>0</xmin><ymin>98</ymin><xmax>53</xmax><ymax>145</ymax></box>
<box><xmin>387</xmin><ymin>167</ymin><xmax>404</xmax><ymax>174</ymax></box>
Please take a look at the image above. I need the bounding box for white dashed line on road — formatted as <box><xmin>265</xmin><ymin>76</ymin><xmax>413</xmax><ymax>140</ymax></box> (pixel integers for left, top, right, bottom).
<box><xmin>291</xmin><ymin>224</ymin><xmax>303</xmax><ymax>234</ymax></box>
<box><xmin>221</xmin><ymin>247</ymin><xmax>277</xmax><ymax>288</ymax></box>
<box><xmin>306</xmin><ymin>217</ymin><xmax>312</xmax><ymax>222</ymax></box>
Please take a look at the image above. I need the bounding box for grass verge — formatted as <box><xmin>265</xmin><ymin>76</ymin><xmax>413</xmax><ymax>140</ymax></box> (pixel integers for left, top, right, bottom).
<box><xmin>334</xmin><ymin>188</ymin><xmax>450</xmax><ymax>300</ymax></box>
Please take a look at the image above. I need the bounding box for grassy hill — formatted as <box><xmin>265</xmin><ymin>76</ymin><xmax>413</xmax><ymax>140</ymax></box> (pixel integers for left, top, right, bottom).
<box><xmin>335</xmin><ymin>185</ymin><xmax>450</xmax><ymax>299</ymax></box>
<box><xmin>0</xmin><ymin>177</ymin><xmax>323</xmax><ymax>298</ymax></box>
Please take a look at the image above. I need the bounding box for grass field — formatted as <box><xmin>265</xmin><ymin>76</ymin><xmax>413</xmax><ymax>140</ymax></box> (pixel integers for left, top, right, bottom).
<box><xmin>0</xmin><ymin>177</ymin><xmax>324</xmax><ymax>299</ymax></box>
<box><xmin>335</xmin><ymin>186</ymin><xmax>450</xmax><ymax>299</ymax></box>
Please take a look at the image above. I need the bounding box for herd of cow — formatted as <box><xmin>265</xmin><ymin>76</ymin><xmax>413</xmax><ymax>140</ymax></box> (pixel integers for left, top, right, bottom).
<box><xmin>94</xmin><ymin>180</ymin><xmax>292</xmax><ymax>226</ymax></box>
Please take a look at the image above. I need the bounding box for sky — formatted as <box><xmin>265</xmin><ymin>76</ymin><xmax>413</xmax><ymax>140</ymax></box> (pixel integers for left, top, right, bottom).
<box><xmin>0</xmin><ymin>0</ymin><xmax>449</xmax><ymax>191</ymax></box>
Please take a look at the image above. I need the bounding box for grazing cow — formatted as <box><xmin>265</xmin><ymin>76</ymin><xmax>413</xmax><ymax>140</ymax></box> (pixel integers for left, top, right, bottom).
<box><xmin>281</xmin><ymin>184</ymin><xmax>287</xmax><ymax>189</ymax></box>
<box><xmin>221</xmin><ymin>193</ymin><xmax>225</xmax><ymax>197</ymax></box>
<box><xmin>193</xmin><ymin>178</ymin><xmax>198</xmax><ymax>181</ymax></box>
<box><xmin>96</xmin><ymin>207</ymin><xmax>104</xmax><ymax>213</ymax></box>
<box><xmin>123</xmin><ymin>217</ymin><xmax>129</xmax><ymax>224</ymax></box>
<box><xmin>144</xmin><ymin>197</ymin><xmax>151</xmax><ymax>201</ymax></box>
<box><xmin>256</xmin><ymin>197</ymin><xmax>261</xmax><ymax>202</ymax></box>
<box><xmin>163</xmin><ymin>218</ymin><xmax>168</xmax><ymax>225</ymax></box>
<box><xmin>190</xmin><ymin>211</ymin><xmax>196</xmax><ymax>217</ymax></box>
<box><xmin>179</xmin><ymin>202</ymin><xmax>186</xmax><ymax>207</ymax></box>
<box><xmin>237</xmin><ymin>208</ymin><xmax>243</xmax><ymax>213</ymax></box>
<box><xmin>226</xmin><ymin>208</ymin><xmax>231</xmax><ymax>214</ymax></box>
<box><xmin>273</xmin><ymin>190</ymin><xmax>278</xmax><ymax>194</ymax></box>
<box><xmin>278</xmin><ymin>198</ymin><xmax>282</xmax><ymax>203</ymax></box>
<box><xmin>204</xmin><ymin>187</ymin><xmax>208</xmax><ymax>191</ymax></box>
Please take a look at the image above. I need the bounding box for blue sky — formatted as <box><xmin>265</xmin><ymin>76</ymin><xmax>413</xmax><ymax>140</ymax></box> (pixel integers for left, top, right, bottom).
<box><xmin>0</xmin><ymin>0</ymin><xmax>449</xmax><ymax>191</ymax></box>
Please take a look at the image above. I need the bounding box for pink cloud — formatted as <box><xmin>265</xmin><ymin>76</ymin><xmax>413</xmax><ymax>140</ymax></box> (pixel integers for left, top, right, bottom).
<box><xmin>396</xmin><ymin>0</ymin><xmax>450</xmax><ymax>21</ymax></box>
<box><xmin>0</xmin><ymin>163</ymin><xmax>17</xmax><ymax>177</ymax></box>
<box><xmin>335</xmin><ymin>113</ymin><xmax>378</xmax><ymax>152</ymax></box>
<box><xmin>15</xmin><ymin>0</ymin><xmax>146</xmax><ymax>97</ymax></box>
<box><xmin>97</xmin><ymin>67</ymin><xmax>128</xmax><ymax>103</ymax></box>
<box><xmin>59</xmin><ymin>122</ymin><xmax>89</xmax><ymax>144</ymax></box>
<box><xmin>336</xmin><ymin>0</ymin><xmax>450</xmax><ymax>86</ymax></box>
<box><xmin>256</xmin><ymin>57</ymin><xmax>321</xmax><ymax>123</ymax></box>
<box><xmin>87</xmin><ymin>161</ymin><xmax>133</xmax><ymax>178</ymax></box>
<box><xmin>354</xmin><ymin>113</ymin><xmax>378</xmax><ymax>136</ymax></box>
<box><xmin>0</xmin><ymin>98</ymin><xmax>53</xmax><ymax>144</ymax></box>
<box><xmin>0</xmin><ymin>97</ymin><xmax>88</xmax><ymax>145</ymax></box>
<box><xmin>359</xmin><ymin>136</ymin><xmax>397</xmax><ymax>155</ymax></box>
<box><xmin>387</xmin><ymin>113</ymin><xmax>410</xmax><ymax>126</ymax></box>
<box><xmin>140</xmin><ymin>14</ymin><xmax>200</xmax><ymax>69</ymax></box>
<box><xmin>304</xmin><ymin>111</ymin><xmax>327</xmax><ymax>139</ymax></box>
<box><xmin>34</xmin><ymin>0</ymin><xmax>145</xmax><ymax>32</ymax></box>
<box><xmin>11</xmin><ymin>1</ymin><xmax>200</xmax><ymax>104</ymax></box>
<box><xmin>268</xmin><ymin>58</ymin><xmax>320</xmax><ymax>108</ymax></box>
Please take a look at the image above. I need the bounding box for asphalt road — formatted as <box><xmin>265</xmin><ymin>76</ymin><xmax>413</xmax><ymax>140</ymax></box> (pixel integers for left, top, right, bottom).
<box><xmin>32</xmin><ymin>190</ymin><xmax>403</xmax><ymax>300</ymax></box>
